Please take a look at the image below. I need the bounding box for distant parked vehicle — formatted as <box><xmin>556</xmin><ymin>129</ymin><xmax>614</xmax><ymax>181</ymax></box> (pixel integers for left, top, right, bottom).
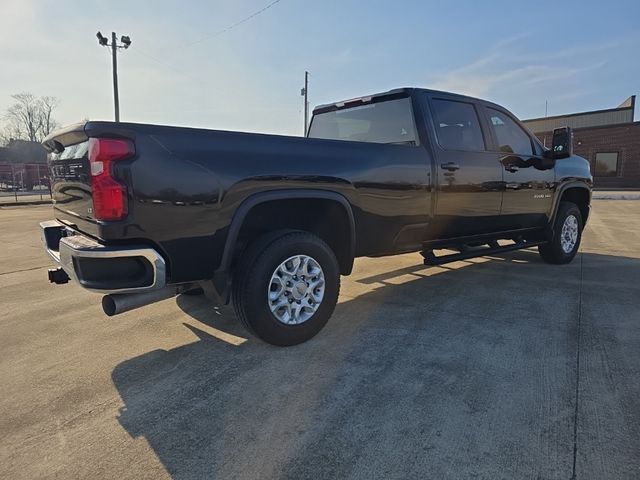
<box><xmin>40</xmin><ymin>88</ymin><xmax>592</xmax><ymax>345</ymax></box>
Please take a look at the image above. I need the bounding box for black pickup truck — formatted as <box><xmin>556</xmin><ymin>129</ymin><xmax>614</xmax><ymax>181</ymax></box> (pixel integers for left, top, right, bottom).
<box><xmin>41</xmin><ymin>88</ymin><xmax>592</xmax><ymax>345</ymax></box>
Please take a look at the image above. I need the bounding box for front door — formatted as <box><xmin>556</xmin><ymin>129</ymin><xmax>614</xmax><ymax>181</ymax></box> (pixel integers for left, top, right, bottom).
<box><xmin>425</xmin><ymin>96</ymin><xmax>503</xmax><ymax>239</ymax></box>
<box><xmin>484</xmin><ymin>107</ymin><xmax>554</xmax><ymax>229</ymax></box>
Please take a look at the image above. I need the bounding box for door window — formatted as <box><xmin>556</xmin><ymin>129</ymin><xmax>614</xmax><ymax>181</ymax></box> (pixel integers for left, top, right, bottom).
<box><xmin>431</xmin><ymin>99</ymin><xmax>485</xmax><ymax>151</ymax></box>
<box><xmin>488</xmin><ymin>108</ymin><xmax>533</xmax><ymax>155</ymax></box>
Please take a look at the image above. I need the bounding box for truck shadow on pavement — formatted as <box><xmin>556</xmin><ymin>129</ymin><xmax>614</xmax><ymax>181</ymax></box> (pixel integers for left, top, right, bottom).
<box><xmin>111</xmin><ymin>249</ymin><xmax>640</xmax><ymax>480</ymax></box>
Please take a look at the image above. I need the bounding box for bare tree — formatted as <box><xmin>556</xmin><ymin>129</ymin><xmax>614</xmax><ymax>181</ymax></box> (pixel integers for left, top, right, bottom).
<box><xmin>0</xmin><ymin>121</ymin><xmax>21</xmax><ymax>146</ymax></box>
<box><xmin>38</xmin><ymin>96</ymin><xmax>59</xmax><ymax>139</ymax></box>
<box><xmin>5</xmin><ymin>93</ymin><xmax>40</xmax><ymax>142</ymax></box>
<box><xmin>2</xmin><ymin>93</ymin><xmax>59</xmax><ymax>144</ymax></box>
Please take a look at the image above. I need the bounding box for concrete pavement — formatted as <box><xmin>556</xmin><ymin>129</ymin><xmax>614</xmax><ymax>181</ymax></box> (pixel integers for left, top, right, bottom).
<box><xmin>0</xmin><ymin>202</ymin><xmax>639</xmax><ymax>479</ymax></box>
<box><xmin>592</xmin><ymin>191</ymin><xmax>640</xmax><ymax>200</ymax></box>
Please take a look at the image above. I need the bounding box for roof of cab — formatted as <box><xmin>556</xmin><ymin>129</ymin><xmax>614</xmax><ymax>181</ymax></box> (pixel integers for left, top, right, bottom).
<box><xmin>312</xmin><ymin>87</ymin><xmax>498</xmax><ymax>114</ymax></box>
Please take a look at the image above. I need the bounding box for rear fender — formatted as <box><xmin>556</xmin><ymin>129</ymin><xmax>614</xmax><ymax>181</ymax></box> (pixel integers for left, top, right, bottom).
<box><xmin>209</xmin><ymin>189</ymin><xmax>356</xmax><ymax>303</ymax></box>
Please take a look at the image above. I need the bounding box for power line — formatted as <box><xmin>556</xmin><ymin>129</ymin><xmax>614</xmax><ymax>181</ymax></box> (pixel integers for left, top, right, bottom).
<box><xmin>131</xmin><ymin>1</ymin><xmax>284</xmax><ymax>80</ymax></box>
<box><xmin>180</xmin><ymin>0</ymin><xmax>283</xmax><ymax>48</ymax></box>
<box><xmin>133</xmin><ymin>48</ymin><xmax>203</xmax><ymax>84</ymax></box>
<box><xmin>102</xmin><ymin>1</ymin><xmax>287</xmax><ymax>122</ymax></box>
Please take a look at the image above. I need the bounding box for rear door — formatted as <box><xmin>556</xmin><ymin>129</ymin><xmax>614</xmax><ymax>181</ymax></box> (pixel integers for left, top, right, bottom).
<box><xmin>482</xmin><ymin>106</ymin><xmax>554</xmax><ymax>229</ymax></box>
<box><xmin>424</xmin><ymin>95</ymin><xmax>503</xmax><ymax>238</ymax></box>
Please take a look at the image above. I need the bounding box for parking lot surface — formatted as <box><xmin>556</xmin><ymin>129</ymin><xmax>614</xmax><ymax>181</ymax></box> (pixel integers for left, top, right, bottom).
<box><xmin>1</xmin><ymin>201</ymin><xmax>639</xmax><ymax>479</ymax></box>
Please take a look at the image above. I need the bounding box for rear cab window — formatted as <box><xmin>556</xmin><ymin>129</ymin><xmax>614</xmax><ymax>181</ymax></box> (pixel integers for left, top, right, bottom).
<box><xmin>430</xmin><ymin>98</ymin><xmax>486</xmax><ymax>151</ymax></box>
<box><xmin>308</xmin><ymin>97</ymin><xmax>417</xmax><ymax>145</ymax></box>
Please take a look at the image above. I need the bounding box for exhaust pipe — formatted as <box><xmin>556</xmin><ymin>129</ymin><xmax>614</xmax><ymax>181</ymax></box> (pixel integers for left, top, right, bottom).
<box><xmin>102</xmin><ymin>285</ymin><xmax>193</xmax><ymax>316</ymax></box>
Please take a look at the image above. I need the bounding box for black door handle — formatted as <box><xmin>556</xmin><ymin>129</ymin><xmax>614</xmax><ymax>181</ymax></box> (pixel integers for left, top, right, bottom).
<box><xmin>440</xmin><ymin>162</ymin><xmax>460</xmax><ymax>171</ymax></box>
<box><xmin>504</xmin><ymin>165</ymin><xmax>519</xmax><ymax>172</ymax></box>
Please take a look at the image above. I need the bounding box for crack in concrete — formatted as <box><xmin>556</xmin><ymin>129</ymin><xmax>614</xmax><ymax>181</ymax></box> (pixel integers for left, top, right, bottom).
<box><xmin>0</xmin><ymin>265</ymin><xmax>49</xmax><ymax>276</ymax></box>
<box><xmin>571</xmin><ymin>251</ymin><xmax>585</xmax><ymax>480</ymax></box>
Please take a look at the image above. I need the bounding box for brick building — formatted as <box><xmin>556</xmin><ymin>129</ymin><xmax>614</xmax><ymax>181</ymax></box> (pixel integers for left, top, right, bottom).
<box><xmin>522</xmin><ymin>96</ymin><xmax>639</xmax><ymax>188</ymax></box>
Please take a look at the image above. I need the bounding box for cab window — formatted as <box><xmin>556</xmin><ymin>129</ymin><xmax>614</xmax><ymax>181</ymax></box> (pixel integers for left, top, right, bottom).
<box><xmin>308</xmin><ymin>97</ymin><xmax>417</xmax><ymax>145</ymax></box>
<box><xmin>487</xmin><ymin>108</ymin><xmax>533</xmax><ymax>155</ymax></box>
<box><xmin>430</xmin><ymin>99</ymin><xmax>486</xmax><ymax>151</ymax></box>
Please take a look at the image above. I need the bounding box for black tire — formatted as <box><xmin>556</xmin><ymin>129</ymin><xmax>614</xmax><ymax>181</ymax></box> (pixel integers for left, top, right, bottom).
<box><xmin>538</xmin><ymin>201</ymin><xmax>583</xmax><ymax>264</ymax></box>
<box><xmin>232</xmin><ymin>230</ymin><xmax>340</xmax><ymax>346</ymax></box>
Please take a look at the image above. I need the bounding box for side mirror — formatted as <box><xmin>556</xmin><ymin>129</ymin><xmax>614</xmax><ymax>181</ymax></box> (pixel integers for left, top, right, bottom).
<box><xmin>551</xmin><ymin>126</ymin><xmax>573</xmax><ymax>159</ymax></box>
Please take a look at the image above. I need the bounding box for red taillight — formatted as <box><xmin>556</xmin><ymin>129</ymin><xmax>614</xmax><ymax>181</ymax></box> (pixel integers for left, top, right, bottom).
<box><xmin>88</xmin><ymin>137</ymin><xmax>135</xmax><ymax>221</ymax></box>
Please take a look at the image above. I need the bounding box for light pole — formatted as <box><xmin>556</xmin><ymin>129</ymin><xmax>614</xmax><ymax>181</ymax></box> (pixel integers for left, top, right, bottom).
<box><xmin>96</xmin><ymin>31</ymin><xmax>132</xmax><ymax>122</ymax></box>
<box><xmin>301</xmin><ymin>71</ymin><xmax>309</xmax><ymax>136</ymax></box>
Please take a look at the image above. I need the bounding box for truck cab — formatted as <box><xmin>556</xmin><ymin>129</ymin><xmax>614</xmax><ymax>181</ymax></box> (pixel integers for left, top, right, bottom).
<box><xmin>308</xmin><ymin>88</ymin><xmax>590</xmax><ymax>241</ymax></box>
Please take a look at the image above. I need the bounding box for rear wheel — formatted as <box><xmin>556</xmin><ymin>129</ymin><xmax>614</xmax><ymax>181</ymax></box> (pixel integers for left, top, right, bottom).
<box><xmin>538</xmin><ymin>201</ymin><xmax>583</xmax><ymax>264</ymax></box>
<box><xmin>232</xmin><ymin>230</ymin><xmax>340</xmax><ymax>346</ymax></box>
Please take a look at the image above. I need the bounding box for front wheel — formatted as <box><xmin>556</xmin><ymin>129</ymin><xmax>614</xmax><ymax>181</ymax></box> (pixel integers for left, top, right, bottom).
<box><xmin>538</xmin><ymin>201</ymin><xmax>583</xmax><ymax>264</ymax></box>
<box><xmin>232</xmin><ymin>230</ymin><xmax>340</xmax><ymax>346</ymax></box>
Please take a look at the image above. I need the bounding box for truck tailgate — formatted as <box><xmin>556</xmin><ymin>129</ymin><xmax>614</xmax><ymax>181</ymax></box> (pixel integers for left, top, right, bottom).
<box><xmin>43</xmin><ymin>123</ymin><xmax>94</xmax><ymax>222</ymax></box>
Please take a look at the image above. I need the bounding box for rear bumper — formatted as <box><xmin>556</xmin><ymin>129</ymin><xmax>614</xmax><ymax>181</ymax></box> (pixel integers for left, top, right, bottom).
<box><xmin>40</xmin><ymin>220</ymin><xmax>166</xmax><ymax>294</ymax></box>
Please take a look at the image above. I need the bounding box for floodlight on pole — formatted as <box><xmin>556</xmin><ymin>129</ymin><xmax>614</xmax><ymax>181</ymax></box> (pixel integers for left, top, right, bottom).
<box><xmin>95</xmin><ymin>31</ymin><xmax>132</xmax><ymax>122</ymax></box>
<box><xmin>96</xmin><ymin>31</ymin><xmax>108</xmax><ymax>46</ymax></box>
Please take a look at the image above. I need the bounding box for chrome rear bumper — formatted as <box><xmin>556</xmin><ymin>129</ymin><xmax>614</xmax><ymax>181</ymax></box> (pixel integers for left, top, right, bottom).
<box><xmin>40</xmin><ymin>220</ymin><xmax>166</xmax><ymax>294</ymax></box>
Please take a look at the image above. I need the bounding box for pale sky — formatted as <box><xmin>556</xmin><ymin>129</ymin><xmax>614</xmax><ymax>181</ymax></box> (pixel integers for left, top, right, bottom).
<box><xmin>2</xmin><ymin>0</ymin><xmax>639</xmax><ymax>137</ymax></box>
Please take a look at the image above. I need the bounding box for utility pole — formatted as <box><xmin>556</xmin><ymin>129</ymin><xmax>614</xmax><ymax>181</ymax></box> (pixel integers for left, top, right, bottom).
<box><xmin>96</xmin><ymin>31</ymin><xmax>132</xmax><ymax>122</ymax></box>
<box><xmin>111</xmin><ymin>32</ymin><xmax>120</xmax><ymax>122</ymax></box>
<box><xmin>301</xmin><ymin>71</ymin><xmax>309</xmax><ymax>136</ymax></box>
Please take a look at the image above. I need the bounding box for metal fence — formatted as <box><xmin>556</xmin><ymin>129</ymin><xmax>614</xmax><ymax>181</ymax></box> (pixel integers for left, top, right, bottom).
<box><xmin>0</xmin><ymin>163</ymin><xmax>52</xmax><ymax>204</ymax></box>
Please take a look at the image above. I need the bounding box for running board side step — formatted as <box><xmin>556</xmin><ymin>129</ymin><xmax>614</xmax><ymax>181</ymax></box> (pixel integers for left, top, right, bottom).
<box><xmin>421</xmin><ymin>240</ymin><xmax>547</xmax><ymax>266</ymax></box>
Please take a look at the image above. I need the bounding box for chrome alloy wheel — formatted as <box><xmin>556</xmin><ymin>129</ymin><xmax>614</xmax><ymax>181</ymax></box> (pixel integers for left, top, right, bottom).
<box><xmin>560</xmin><ymin>214</ymin><xmax>579</xmax><ymax>254</ymax></box>
<box><xmin>267</xmin><ymin>255</ymin><xmax>325</xmax><ymax>325</ymax></box>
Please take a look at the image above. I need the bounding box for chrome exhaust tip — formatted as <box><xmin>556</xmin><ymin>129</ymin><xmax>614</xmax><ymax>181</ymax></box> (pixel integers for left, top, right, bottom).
<box><xmin>102</xmin><ymin>284</ymin><xmax>194</xmax><ymax>316</ymax></box>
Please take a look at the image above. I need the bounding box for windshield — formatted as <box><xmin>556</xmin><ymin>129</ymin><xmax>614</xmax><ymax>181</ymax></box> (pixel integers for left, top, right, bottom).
<box><xmin>308</xmin><ymin>97</ymin><xmax>417</xmax><ymax>145</ymax></box>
